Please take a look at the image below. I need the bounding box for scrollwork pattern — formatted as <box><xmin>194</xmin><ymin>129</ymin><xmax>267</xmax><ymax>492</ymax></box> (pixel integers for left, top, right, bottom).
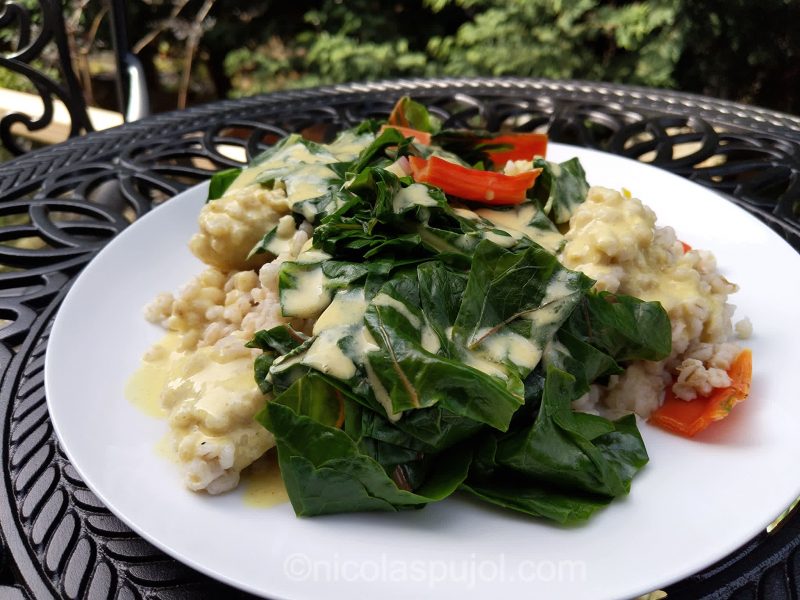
<box><xmin>0</xmin><ymin>0</ymin><xmax>93</xmax><ymax>155</ymax></box>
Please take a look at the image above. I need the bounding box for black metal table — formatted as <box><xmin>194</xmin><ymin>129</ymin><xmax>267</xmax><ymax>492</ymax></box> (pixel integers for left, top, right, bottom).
<box><xmin>0</xmin><ymin>78</ymin><xmax>799</xmax><ymax>600</ymax></box>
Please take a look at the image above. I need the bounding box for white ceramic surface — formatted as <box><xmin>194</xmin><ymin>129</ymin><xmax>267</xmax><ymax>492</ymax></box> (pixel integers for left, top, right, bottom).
<box><xmin>46</xmin><ymin>144</ymin><xmax>800</xmax><ymax>600</ymax></box>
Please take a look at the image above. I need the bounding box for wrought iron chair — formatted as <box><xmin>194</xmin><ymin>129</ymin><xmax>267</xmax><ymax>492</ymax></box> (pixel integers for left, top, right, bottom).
<box><xmin>0</xmin><ymin>0</ymin><xmax>148</xmax><ymax>156</ymax></box>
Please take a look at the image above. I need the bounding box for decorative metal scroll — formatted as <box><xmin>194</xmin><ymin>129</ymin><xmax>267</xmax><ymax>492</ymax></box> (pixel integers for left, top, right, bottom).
<box><xmin>0</xmin><ymin>0</ymin><xmax>93</xmax><ymax>155</ymax></box>
<box><xmin>0</xmin><ymin>79</ymin><xmax>798</xmax><ymax>600</ymax></box>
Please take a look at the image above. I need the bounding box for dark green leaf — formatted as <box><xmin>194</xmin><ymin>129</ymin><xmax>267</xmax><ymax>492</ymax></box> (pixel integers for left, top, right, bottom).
<box><xmin>349</xmin><ymin>128</ymin><xmax>408</xmax><ymax>174</ymax></box>
<box><xmin>388</xmin><ymin>96</ymin><xmax>441</xmax><ymax>133</ymax></box>
<box><xmin>363</xmin><ymin>273</ymin><xmax>525</xmax><ymax>429</ymax></box>
<box><xmin>532</xmin><ymin>157</ymin><xmax>589</xmax><ymax>224</ymax></box>
<box><xmin>253</xmin><ymin>353</ymin><xmax>275</xmax><ymax>394</ymax></box>
<box><xmin>562</xmin><ymin>291</ymin><xmax>672</xmax><ymax>362</ymax></box>
<box><xmin>494</xmin><ymin>366</ymin><xmax>648</xmax><ymax>498</ymax></box>
<box><xmin>452</xmin><ymin>240</ymin><xmax>592</xmax><ymax>377</ymax></box>
<box><xmin>207</xmin><ymin>168</ymin><xmax>242</xmax><ymax>201</ymax></box>
<box><xmin>259</xmin><ymin>374</ymin><xmax>471</xmax><ymax>516</ymax></box>
<box><xmin>461</xmin><ymin>481</ymin><xmax>611</xmax><ymax>525</ymax></box>
<box><xmin>247</xmin><ymin>325</ymin><xmax>308</xmax><ymax>354</ymax></box>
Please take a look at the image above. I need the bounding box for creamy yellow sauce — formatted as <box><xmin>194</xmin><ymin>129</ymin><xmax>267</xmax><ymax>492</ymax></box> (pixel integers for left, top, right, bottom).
<box><xmin>478</xmin><ymin>205</ymin><xmax>564</xmax><ymax>253</ymax></box>
<box><xmin>327</xmin><ymin>131</ymin><xmax>374</xmax><ymax>159</ymax></box>
<box><xmin>128</xmin><ymin>332</ymin><xmax>279</xmax><ymax>498</ymax></box>
<box><xmin>463</xmin><ymin>351</ymin><xmax>510</xmax><ymax>379</ymax></box>
<box><xmin>372</xmin><ymin>292</ymin><xmax>422</xmax><ymax>329</ymax></box>
<box><xmin>190</xmin><ymin>356</ymin><xmax>257</xmax><ymax>421</ymax></box>
<box><xmin>228</xmin><ymin>132</ymin><xmax>371</xmax><ymax>204</ymax></box>
<box><xmin>303</xmin><ymin>329</ymin><xmax>357</xmax><ymax>380</ymax></box>
<box><xmin>295</xmin><ymin>248</ymin><xmax>332</xmax><ymax>264</ymax></box>
<box><xmin>281</xmin><ymin>265</ymin><xmax>331</xmax><ymax>317</ymax></box>
<box><xmin>286</xmin><ymin>164</ymin><xmax>339</xmax><ymax>204</ymax></box>
<box><xmin>128</xmin><ymin>333</ymin><xmax>258</xmax><ymax>431</ymax></box>
<box><xmin>154</xmin><ymin>431</ymin><xmax>180</xmax><ymax>463</ymax></box>
<box><xmin>453</xmin><ymin>204</ymin><xmax>565</xmax><ymax>253</ymax></box>
<box><xmin>230</xmin><ymin>142</ymin><xmax>335</xmax><ymax>191</ymax></box>
<box><xmin>257</xmin><ymin>215</ymin><xmax>296</xmax><ymax>257</ymax></box>
<box><xmin>477</xmin><ymin>329</ymin><xmax>542</xmax><ymax>370</ymax></box>
<box><xmin>125</xmin><ymin>333</ymin><xmax>182</xmax><ymax>418</ymax></box>
<box><xmin>312</xmin><ymin>288</ymin><xmax>367</xmax><ymax>335</ymax></box>
<box><xmin>393</xmin><ymin>183</ymin><xmax>439</xmax><ymax>212</ymax></box>
<box><xmin>240</xmin><ymin>450</ymin><xmax>289</xmax><ymax>508</ymax></box>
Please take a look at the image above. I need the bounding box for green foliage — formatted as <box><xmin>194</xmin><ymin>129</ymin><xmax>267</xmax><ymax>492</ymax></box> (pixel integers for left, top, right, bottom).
<box><xmin>225</xmin><ymin>0</ymin><xmax>685</xmax><ymax>94</ymax></box>
<box><xmin>427</xmin><ymin>0</ymin><xmax>683</xmax><ymax>86</ymax></box>
<box><xmin>301</xmin><ymin>33</ymin><xmax>427</xmax><ymax>85</ymax></box>
<box><xmin>0</xmin><ymin>0</ymin><xmax>797</xmax><ymax>123</ymax></box>
<box><xmin>216</xmin><ymin>0</ymin><xmax>797</xmax><ymax>114</ymax></box>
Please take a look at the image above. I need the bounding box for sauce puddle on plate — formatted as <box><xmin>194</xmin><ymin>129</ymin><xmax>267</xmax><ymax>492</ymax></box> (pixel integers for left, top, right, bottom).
<box><xmin>126</xmin><ymin>332</ymin><xmax>288</xmax><ymax>508</ymax></box>
<box><xmin>124</xmin><ymin>332</ymin><xmax>180</xmax><ymax>418</ymax></box>
<box><xmin>240</xmin><ymin>450</ymin><xmax>289</xmax><ymax>508</ymax></box>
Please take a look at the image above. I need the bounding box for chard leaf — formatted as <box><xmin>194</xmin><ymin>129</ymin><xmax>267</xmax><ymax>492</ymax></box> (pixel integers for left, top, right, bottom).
<box><xmin>452</xmin><ymin>240</ymin><xmax>592</xmax><ymax>376</ymax></box>
<box><xmin>259</xmin><ymin>374</ymin><xmax>471</xmax><ymax>516</ymax></box>
<box><xmin>562</xmin><ymin>291</ymin><xmax>672</xmax><ymax>362</ymax></box>
<box><xmin>532</xmin><ymin>157</ymin><xmax>589</xmax><ymax>224</ymax></box>
<box><xmin>253</xmin><ymin>354</ymin><xmax>274</xmax><ymax>394</ymax></box>
<box><xmin>247</xmin><ymin>325</ymin><xmax>309</xmax><ymax>394</ymax></box>
<box><xmin>428</xmin><ymin>129</ymin><xmax>519</xmax><ymax>169</ymax></box>
<box><xmin>363</xmin><ymin>272</ymin><xmax>524</xmax><ymax>429</ymax></box>
<box><xmin>320</xmin><ymin>260</ymin><xmax>374</xmax><ymax>287</ymax></box>
<box><xmin>207</xmin><ymin>168</ymin><xmax>242</xmax><ymax>201</ymax></box>
<box><xmin>388</xmin><ymin>96</ymin><xmax>441</xmax><ymax>133</ymax></box>
<box><xmin>461</xmin><ymin>433</ymin><xmax>612</xmax><ymax>524</ymax></box>
<box><xmin>461</xmin><ymin>481</ymin><xmax>611</xmax><ymax>525</ymax></box>
<box><xmin>349</xmin><ymin>128</ymin><xmax>410</xmax><ymax>174</ymax></box>
<box><xmin>494</xmin><ymin>366</ymin><xmax>648</xmax><ymax>498</ymax></box>
<box><xmin>416</xmin><ymin>262</ymin><xmax>468</xmax><ymax>358</ymax></box>
<box><xmin>543</xmin><ymin>329</ymin><xmax>623</xmax><ymax>395</ymax></box>
<box><xmin>265</xmin><ymin>338</ymin><xmax>316</xmax><ymax>394</ymax></box>
<box><xmin>247</xmin><ymin>325</ymin><xmax>308</xmax><ymax>355</ymax></box>
<box><xmin>252</xmin><ymin>134</ymin><xmax>333</xmax><ymax>167</ymax></box>
<box><xmin>360</xmin><ymin>405</ymin><xmax>484</xmax><ymax>452</ymax></box>
<box><xmin>292</xmin><ymin>187</ymin><xmax>357</xmax><ymax>224</ymax></box>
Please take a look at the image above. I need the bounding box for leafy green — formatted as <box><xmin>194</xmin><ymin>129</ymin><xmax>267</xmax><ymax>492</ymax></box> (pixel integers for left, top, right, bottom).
<box><xmin>532</xmin><ymin>157</ymin><xmax>590</xmax><ymax>224</ymax></box>
<box><xmin>247</xmin><ymin>325</ymin><xmax>307</xmax><ymax>355</ymax></box>
<box><xmin>349</xmin><ymin>127</ymin><xmax>410</xmax><ymax>173</ymax></box>
<box><xmin>388</xmin><ymin>96</ymin><xmax>442</xmax><ymax>133</ymax></box>
<box><xmin>363</xmin><ymin>270</ymin><xmax>525</xmax><ymax>429</ymax></box>
<box><xmin>258</xmin><ymin>373</ymin><xmax>471</xmax><ymax>516</ymax></box>
<box><xmin>461</xmin><ymin>367</ymin><xmax>649</xmax><ymax>524</ymax></box>
<box><xmin>494</xmin><ymin>367</ymin><xmax>648</xmax><ymax>498</ymax></box>
<box><xmin>452</xmin><ymin>240</ymin><xmax>593</xmax><ymax>379</ymax></box>
<box><xmin>245</xmin><ymin>116</ymin><xmax>657</xmax><ymax>524</ymax></box>
<box><xmin>462</xmin><ymin>479</ymin><xmax>612</xmax><ymax>525</ymax></box>
<box><xmin>207</xmin><ymin>168</ymin><xmax>242</xmax><ymax>201</ymax></box>
<box><xmin>562</xmin><ymin>291</ymin><xmax>672</xmax><ymax>362</ymax></box>
<box><xmin>429</xmin><ymin>129</ymin><xmax>532</xmax><ymax>169</ymax></box>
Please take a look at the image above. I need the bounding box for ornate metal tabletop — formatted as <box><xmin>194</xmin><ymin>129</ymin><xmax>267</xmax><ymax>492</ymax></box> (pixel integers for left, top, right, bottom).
<box><xmin>0</xmin><ymin>78</ymin><xmax>798</xmax><ymax>600</ymax></box>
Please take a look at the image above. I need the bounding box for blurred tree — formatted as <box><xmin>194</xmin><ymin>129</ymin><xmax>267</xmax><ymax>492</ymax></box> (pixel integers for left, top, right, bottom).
<box><xmin>0</xmin><ymin>0</ymin><xmax>797</xmax><ymax>115</ymax></box>
<box><xmin>425</xmin><ymin>0</ymin><xmax>683</xmax><ymax>87</ymax></box>
<box><xmin>223</xmin><ymin>0</ymin><xmax>688</xmax><ymax>95</ymax></box>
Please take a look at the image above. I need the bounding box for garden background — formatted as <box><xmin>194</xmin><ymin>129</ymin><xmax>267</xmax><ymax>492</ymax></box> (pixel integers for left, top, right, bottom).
<box><xmin>1</xmin><ymin>0</ymin><xmax>798</xmax><ymax>118</ymax></box>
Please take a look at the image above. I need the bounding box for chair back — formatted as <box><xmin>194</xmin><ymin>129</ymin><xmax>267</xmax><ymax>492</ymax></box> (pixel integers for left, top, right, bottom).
<box><xmin>0</xmin><ymin>0</ymin><xmax>147</xmax><ymax>156</ymax></box>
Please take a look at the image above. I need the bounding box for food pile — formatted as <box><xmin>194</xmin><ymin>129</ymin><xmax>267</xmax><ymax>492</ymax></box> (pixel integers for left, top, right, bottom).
<box><xmin>142</xmin><ymin>97</ymin><xmax>751</xmax><ymax>522</ymax></box>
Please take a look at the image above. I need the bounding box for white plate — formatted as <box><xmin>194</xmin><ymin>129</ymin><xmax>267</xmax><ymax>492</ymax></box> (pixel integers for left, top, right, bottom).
<box><xmin>46</xmin><ymin>144</ymin><xmax>800</xmax><ymax>600</ymax></box>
